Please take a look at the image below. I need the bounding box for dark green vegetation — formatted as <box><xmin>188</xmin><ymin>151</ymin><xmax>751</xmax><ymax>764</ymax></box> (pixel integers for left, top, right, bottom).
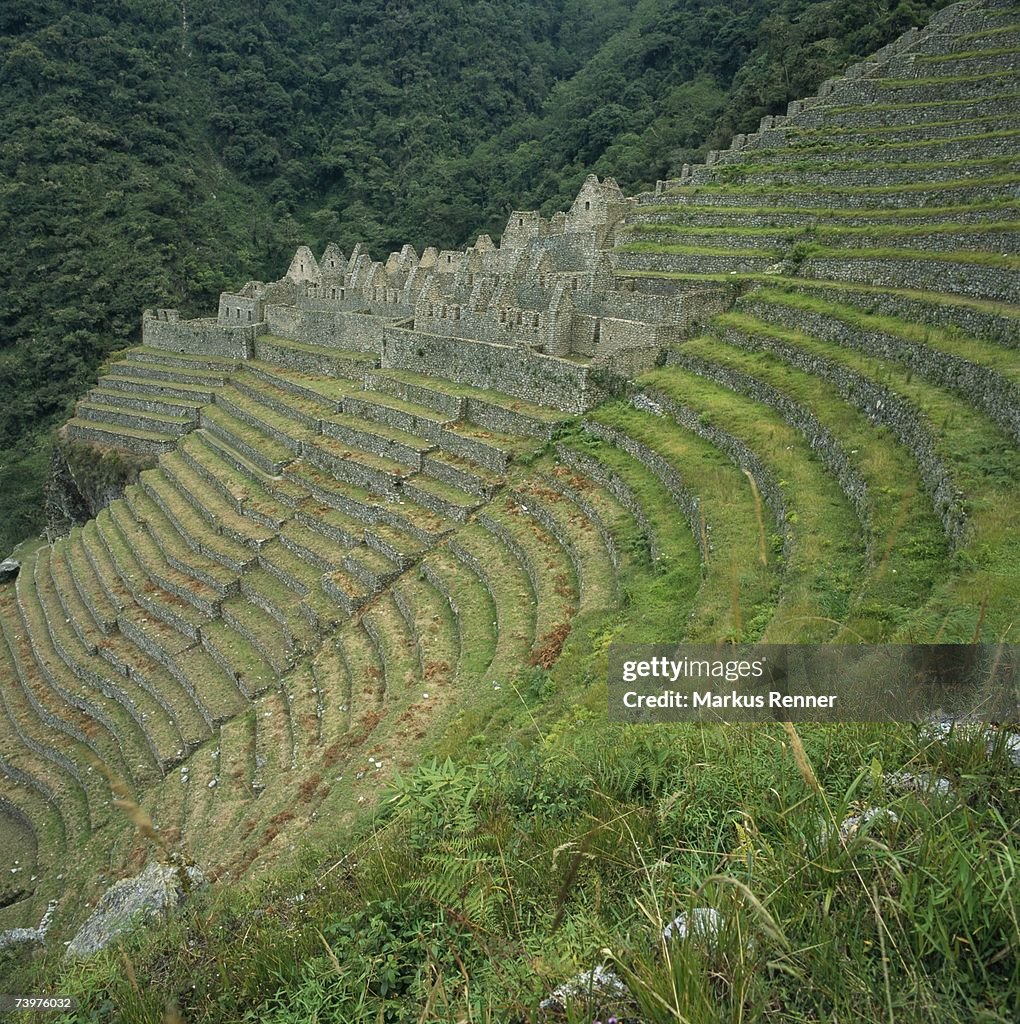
<box><xmin>0</xmin><ymin>0</ymin><xmax>949</xmax><ymax>553</ymax></box>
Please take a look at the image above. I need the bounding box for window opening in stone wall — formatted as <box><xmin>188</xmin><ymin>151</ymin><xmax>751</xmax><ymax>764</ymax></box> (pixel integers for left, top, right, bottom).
<box><xmin>584</xmin><ymin>201</ymin><xmax>590</xmax><ymax>210</ymax></box>
<box><xmin>533</xmin><ymin>313</ymin><xmax>540</xmax><ymax>328</ymax></box>
<box><xmin>247</xmin><ymin>311</ymin><xmax>252</xmax><ymax>322</ymax></box>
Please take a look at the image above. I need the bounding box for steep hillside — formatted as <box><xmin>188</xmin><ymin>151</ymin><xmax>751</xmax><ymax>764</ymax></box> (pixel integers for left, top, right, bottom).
<box><xmin>0</xmin><ymin>0</ymin><xmax>1017</xmax><ymax>1020</ymax></box>
<box><xmin>0</xmin><ymin>0</ymin><xmax>951</xmax><ymax>552</ymax></box>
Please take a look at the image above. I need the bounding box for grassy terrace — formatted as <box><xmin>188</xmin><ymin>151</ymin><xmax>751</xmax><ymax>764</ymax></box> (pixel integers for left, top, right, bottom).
<box><xmin>586</xmin><ymin>403</ymin><xmax>781</xmax><ymax>642</ymax></box>
<box><xmin>638</xmin><ymin>367</ymin><xmax>865</xmax><ymax>642</ymax></box>
<box><xmin>420</xmin><ymin>547</ymin><xmax>497</xmax><ymax>682</ymax></box>
<box><xmin>6</xmin><ymin>4</ymin><xmax>1018</xmax><ymax>1018</ymax></box>
<box><xmin>623</xmin><ymin>218</ymin><xmax>1020</xmax><ymax>243</ymax></box>
<box><xmin>742</xmin><ymin>287</ymin><xmax>1020</xmax><ymax>384</ymax></box>
<box><xmin>713</xmin><ymin>310</ymin><xmax>1020</xmax><ymax>638</ymax></box>
<box><xmin>658</xmin><ymin>171</ymin><xmax>1020</xmax><ymax>198</ymax></box>
<box><xmin>449</xmin><ymin>525</ymin><xmax>536</xmax><ymax>675</ymax></box>
<box><xmin>673</xmin><ymin>333</ymin><xmax>948</xmax><ymax>641</ymax></box>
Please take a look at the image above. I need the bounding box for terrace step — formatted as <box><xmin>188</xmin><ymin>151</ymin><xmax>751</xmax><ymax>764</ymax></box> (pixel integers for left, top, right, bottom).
<box><xmin>239</xmin><ymin>568</ymin><xmax>316</xmax><ymax>650</ymax></box>
<box><xmin>365</xmin><ymin>369</ymin><xmax>563</xmax><ymax>437</ymax></box>
<box><xmin>34</xmin><ymin>548</ymin><xmax>174</xmax><ymax>776</ymax></box>
<box><xmin>13</xmin><ymin>568</ymin><xmax>140</xmax><ymax>785</ymax></box>
<box><xmin>638</xmin><ymin>370</ymin><xmax>867</xmax><ymax>641</ymax></box>
<box><xmin>220</xmin><ymin>595</ymin><xmax>294</xmax><ymax>677</ymax></box>
<box><xmin>301</xmin><ymin>433</ymin><xmax>411</xmax><ymax>494</ymax></box>
<box><xmin>64</xmin><ymin>419</ymin><xmax>178</xmax><ymax>456</ymax></box>
<box><xmin>125</xmin><ymin>485</ymin><xmax>240</xmax><ymax>599</ymax></box>
<box><xmin>122</xmin><ymin>347</ymin><xmax>241</xmax><ymax>372</ymax></box>
<box><xmin>319</xmin><ymin>413</ymin><xmax>436</xmax><ymax>471</ymax></box>
<box><xmin>253</xmin><ymin>335</ymin><xmax>378</xmax><ymax>378</ymax></box>
<box><xmin>244</xmin><ymin>362</ymin><xmax>356</xmax><ymax>410</ymax></box>
<box><xmin>251</xmin><ymin>689</ymin><xmax>294</xmax><ymax>794</ymax></box>
<box><xmin>200</xmin><ymin>406</ymin><xmax>296</xmax><ymax>477</ymax></box>
<box><xmin>665</xmin><ymin>336</ymin><xmax>953</xmax><ymax>640</ymax></box>
<box><xmin>419</xmin><ymin>548</ymin><xmax>497</xmax><ymax>683</ymax></box>
<box><xmin>446</xmin><ymin>526</ymin><xmax>535</xmax><ymax>677</ymax></box>
<box><xmin>389</xmin><ymin>574</ymin><xmax>459</xmax><ymax>711</ymax></box>
<box><xmin>77</xmin><ymin>523</ymin><xmax>217</xmax><ymax>741</ymax></box>
<box><xmin>199</xmin><ymin>619</ymin><xmax>277</xmax><ymax>701</ymax></box>
<box><xmin>342</xmin><ymin>390</ymin><xmax>454</xmax><ymax>437</ymax></box>
<box><xmin>109</xmin><ymin>499</ymin><xmax>223</xmax><ymax>618</ymax></box>
<box><xmin>216</xmin><ymin>386</ymin><xmax>311</xmax><ymax>454</ymax></box>
<box><xmin>183</xmin><ymin>432</ymin><xmax>292</xmax><ymax>530</ymax></box>
<box><xmin>280</xmin><ymin>519</ymin><xmax>351</xmax><ymax>572</ymax></box>
<box><xmin>736</xmin><ymin>288</ymin><xmax>1020</xmax><ymax>443</ymax></box>
<box><xmin>360</xmin><ymin>594</ymin><xmax>420</xmax><ymax>709</ymax></box>
<box><xmin>110</xmin><ymin>358</ymin><xmax>234</xmax><ymax>387</ymax></box>
<box><xmin>141</xmin><ymin>464</ymin><xmax>261</xmax><ymax>570</ymax></box>
<box><xmin>337</xmin><ymin>621</ymin><xmax>388</xmax><ymax>719</ymax></box>
<box><xmin>401</xmin><ymin>473</ymin><xmax>484</xmax><ymax>523</ymax></box>
<box><xmin>86</xmin><ymin>388</ymin><xmax>205</xmax><ymax>420</ymax></box>
<box><xmin>422</xmin><ymin>450</ymin><xmax>502</xmax><ymax>499</ymax></box>
<box><xmin>100</xmin><ymin>375</ymin><xmax>218</xmax><ymax>405</ymax></box>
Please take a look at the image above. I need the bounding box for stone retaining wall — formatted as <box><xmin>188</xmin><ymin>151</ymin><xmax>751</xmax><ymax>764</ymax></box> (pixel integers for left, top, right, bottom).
<box><xmin>554</xmin><ymin>444</ymin><xmax>660</xmax><ymax>562</ymax></box>
<box><xmin>740</xmin><ymin>298</ymin><xmax>1020</xmax><ymax>444</ymax></box>
<box><xmin>422</xmin><ymin>454</ymin><xmax>494</xmax><ymax>499</ymax></box>
<box><xmin>382</xmin><ymin>326</ymin><xmax>605</xmax><ymax>413</ymax></box>
<box><xmin>143</xmin><ymin>315</ymin><xmax>260</xmax><ymax>359</ymax></box>
<box><xmin>790</xmin><ymin>283</ymin><xmax>1020</xmax><ymax>347</ymax></box>
<box><xmin>634</xmin><ymin>390</ymin><xmax>791</xmax><ymax>562</ymax></box>
<box><xmin>342</xmin><ymin>394</ymin><xmax>450</xmax><ymax>438</ymax></box>
<box><xmin>436</xmin><ymin>429</ymin><xmax>511</xmax><ymax>473</ymax></box>
<box><xmin>200</xmin><ymin>412</ymin><xmax>292</xmax><ymax>476</ymax></box>
<box><xmin>364</xmin><ymin>373</ymin><xmax>465</xmax><ymax>418</ymax></box>
<box><xmin>244</xmin><ymin>365</ymin><xmax>343</xmax><ymax>415</ymax></box>
<box><xmin>265</xmin><ymin>305</ymin><xmax>387</xmax><ymax>353</ymax></box>
<box><xmin>233</xmin><ymin>378</ymin><xmax>320</xmax><ymax>431</ymax></box>
<box><xmin>720</xmin><ymin>326</ymin><xmax>968</xmax><ymax>545</ymax></box>
<box><xmin>253</xmin><ymin>337</ymin><xmax>377</xmax><ymax>379</ymax></box>
<box><xmin>215</xmin><ymin>394</ymin><xmax>304</xmax><ymax>455</ymax></box>
<box><xmin>581</xmin><ymin>421</ymin><xmax>710</xmax><ymax>564</ymax></box>
<box><xmin>476</xmin><ymin>514</ymin><xmax>541</xmax><ymax>604</ymax></box>
<box><xmin>507</xmin><ymin>491</ymin><xmax>587</xmax><ymax>606</ymax></box>
<box><xmin>320</xmin><ymin>418</ymin><xmax>427</xmax><ymax>470</ymax></box>
<box><xmin>402</xmin><ymin>480</ymin><xmax>476</xmax><ymax>522</ymax></box>
<box><xmin>800</xmin><ymin>255</ymin><xmax>1018</xmax><ymax>304</ymax></box>
<box><xmin>666</xmin><ymin>350</ymin><xmax>871</xmax><ymax>535</ymax></box>
<box><xmin>64</xmin><ymin>424</ymin><xmax>177</xmax><ymax>458</ymax></box>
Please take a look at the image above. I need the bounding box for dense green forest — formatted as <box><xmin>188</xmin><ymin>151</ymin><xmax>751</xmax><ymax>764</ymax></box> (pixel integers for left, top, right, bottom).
<box><xmin>0</xmin><ymin>0</ymin><xmax>945</xmax><ymax>553</ymax></box>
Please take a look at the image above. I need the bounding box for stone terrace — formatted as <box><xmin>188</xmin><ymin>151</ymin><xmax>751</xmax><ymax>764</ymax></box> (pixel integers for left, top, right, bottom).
<box><xmin>1</xmin><ymin>0</ymin><xmax>1017</xmax><ymax>940</ymax></box>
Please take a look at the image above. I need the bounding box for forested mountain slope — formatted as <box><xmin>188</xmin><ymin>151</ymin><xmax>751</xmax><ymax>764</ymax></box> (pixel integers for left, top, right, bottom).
<box><xmin>0</xmin><ymin>0</ymin><xmax>947</xmax><ymax>552</ymax></box>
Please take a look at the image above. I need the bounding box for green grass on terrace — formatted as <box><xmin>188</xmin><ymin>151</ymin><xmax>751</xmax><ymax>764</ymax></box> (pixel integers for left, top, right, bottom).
<box><xmin>784</xmin><ymin>113</ymin><xmax>1015</xmax><ymax>137</ymax></box>
<box><xmin>638</xmin><ymin>365</ymin><xmax>865</xmax><ymax>642</ymax></box>
<box><xmin>714</xmin><ymin>310</ymin><xmax>1020</xmax><ymax>640</ymax></box>
<box><xmin>873</xmin><ymin>70</ymin><xmax>1016</xmax><ymax>86</ymax></box>
<box><xmin>747</xmin><ymin>286</ymin><xmax>1020</xmax><ymax>383</ymax></box>
<box><xmin>825</xmin><ymin>87</ymin><xmax>1020</xmax><ymax>113</ymax></box>
<box><xmin>915</xmin><ymin>44</ymin><xmax>1020</xmax><ymax>61</ymax></box>
<box><xmin>624</xmin><ymin>218</ymin><xmax>1020</xmax><ymax>240</ymax></box>
<box><xmin>638</xmin><ymin>199</ymin><xmax>1020</xmax><ymax>220</ymax></box>
<box><xmin>743</xmin><ymin>128</ymin><xmax>1020</xmax><ymax>157</ymax></box>
<box><xmin>660</xmin><ymin>171</ymin><xmax>1020</xmax><ymax>197</ymax></box>
<box><xmin>616</xmin><ymin>271</ymin><xmax>1020</xmax><ymax>319</ymax></box>
<box><xmin>711</xmin><ymin>154</ymin><xmax>1016</xmax><ymax>176</ymax></box>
